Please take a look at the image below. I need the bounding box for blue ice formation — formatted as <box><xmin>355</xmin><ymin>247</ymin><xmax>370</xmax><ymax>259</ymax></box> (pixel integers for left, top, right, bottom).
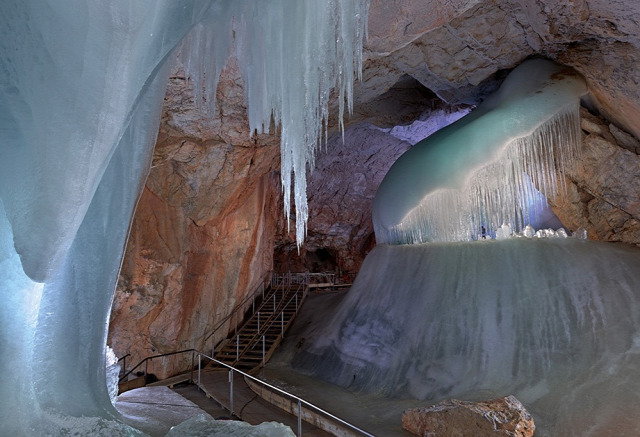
<box><xmin>0</xmin><ymin>1</ymin><xmax>367</xmax><ymax>435</ymax></box>
<box><xmin>292</xmin><ymin>238</ymin><xmax>640</xmax><ymax>435</ymax></box>
<box><xmin>373</xmin><ymin>59</ymin><xmax>587</xmax><ymax>244</ymax></box>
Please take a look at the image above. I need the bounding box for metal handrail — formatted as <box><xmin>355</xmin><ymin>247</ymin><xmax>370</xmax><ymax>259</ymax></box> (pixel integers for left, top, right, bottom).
<box><xmin>204</xmin><ymin>271</ymin><xmax>272</xmax><ymax>347</ymax></box>
<box><xmin>118</xmin><ymin>349</ymin><xmax>198</xmax><ymax>383</ymax></box>
<box><xmin>228</xmin><ymin>281</ymin><xmax>307</xmax><ymax>367</ymax></box>
<box><xmin>196</xmin><ymin>352</ymin><xmax>374</xmax><ymax>437</ymax></box>
<box><xmin>118</xmin><ymin>347</ymin><xmax>373</xmax><ymax>436</ymax></box>
<box><xmin>117</xmin><ymin>353</ymin><xmax>131</xmax><ymax>377</ymax></box>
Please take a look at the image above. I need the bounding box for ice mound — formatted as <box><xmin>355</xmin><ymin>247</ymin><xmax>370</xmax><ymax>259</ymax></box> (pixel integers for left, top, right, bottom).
<box><xmin>373</xmin><ymin>59</ymin><xmax>587</xmax><ymax>244</ymax></box>
<box><xmin>292</xmin><ymin>238</ymin><xmax>640</xmax><ymax>436</ymax></box>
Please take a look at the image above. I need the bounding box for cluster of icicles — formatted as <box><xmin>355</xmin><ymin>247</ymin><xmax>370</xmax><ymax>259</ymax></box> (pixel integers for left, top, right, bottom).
<box><xmin>181</xmin><ymin>0</ymin><xmax>369</xmax><ymax>247</ymax></box>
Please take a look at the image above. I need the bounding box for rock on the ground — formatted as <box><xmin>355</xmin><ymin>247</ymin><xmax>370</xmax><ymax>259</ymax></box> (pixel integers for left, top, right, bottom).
<box><xmin>402</xmin><ymin>396</ymin><xmax>535</xmax><ymax>437</ymax></box>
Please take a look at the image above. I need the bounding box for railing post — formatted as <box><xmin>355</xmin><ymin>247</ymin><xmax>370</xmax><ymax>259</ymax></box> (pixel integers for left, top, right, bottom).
<box><xmin>229</xmin><ymin>369</ymin><xmax>234</xmax><ymax>417</ymax></box>
<box><xmin>295</xmin><ymin>292</ymin><xmax>298</xmax><ymax>313</ymax></box>
<box><xmin>262</xmin><ymin>335</ymin><xmax>265</xmax><ymax>366</ymax></box>
<box><xmin>281</xmin><ymin>311</ymin><xmax>284</xmax><ymax>336</ymax></box>
<box><xmin>197</xmin><ymin>353</ymin><xmax>201</xmax><ymax>388</ymax></box>
<box><xmin>257</xmin><ymin>311</ymin><xmax>260</xmax><ymax>332</ymax></box>
<box><xmin>297</xmin><ymin>399</ymin><xmax>302</xmax><ymax>437</ymax></box>
<box><xmin>236</xmin><ymin>335</ymin><xmax>239</xmax><ymax>361</ymax></box>
<box><xmin>273</xmin><ymin>292</ymin><xmax>276</xmax><ymax>312</ymax></box>
<box><xmin>191</xmin><ymin>351</ymin><xmax>195</xmax><ymax>383</ymax></box>
<box><xmin>235</xmin><ymin>312</ymin><xmax>238</xmax><ymax>336</ymax></box>
<box><xmin>212</xmin><ymin>333</ymin><xmax>215</xmax><ymax>358</ymax></box>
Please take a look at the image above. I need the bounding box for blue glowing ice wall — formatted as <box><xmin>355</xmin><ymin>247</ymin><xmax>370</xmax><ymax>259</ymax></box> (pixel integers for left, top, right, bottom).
<box><xmin>373</xmin><ymin>59</ymin><xmax>587</xmax><ymax>244</ymax></box>
<box><xmin>0</xmin><ymin>1</ymin><xmax>367</xmax><ymax>434</ymax></box>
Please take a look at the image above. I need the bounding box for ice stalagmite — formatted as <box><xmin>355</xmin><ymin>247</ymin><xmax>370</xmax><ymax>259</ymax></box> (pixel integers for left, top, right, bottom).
<box><xmin>0</xmin><ymin>1</ymin><xmax>368</xmax><ymax>435</ymax></box>
<box><xmin>373</xmin><ymin>59</ymin><xmax>586</xmax><ymax>244</ymax></box>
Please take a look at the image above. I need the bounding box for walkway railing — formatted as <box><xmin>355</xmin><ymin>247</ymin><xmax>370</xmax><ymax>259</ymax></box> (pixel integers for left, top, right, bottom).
<box><xmin>119</xmin><ymin>349</ymin><xmax>198</xmax><ymax>384</ymax></box>
<box><xmin>225</xmin><ymin>281</ymin><xmax>307</xmax><ymax>369</ymax></box>
<box><xmin>271</xmin><ymin>271</ymin><xmax>356</xmax><ymax>289</ymax></box>
<box><xmin>204</xmin><ymin>271</ymin><xmax>272</xmax><ymax>357</ymax></box>
<box><xmin>195</xmin><ymin>352</ymin><xmax>374</xmax><ymax>437</ymax></box>
<box><xmin>119</xmin><ymin>348</ymin><xmax>373</xmax><ymax>436</ymax></box>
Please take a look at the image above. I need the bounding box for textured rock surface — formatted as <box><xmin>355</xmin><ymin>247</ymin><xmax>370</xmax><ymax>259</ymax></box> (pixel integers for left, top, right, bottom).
<box><xmin>108</xmin><ymin>58</ymin><xmax>281</xmax><ymax>376</ymax></box>
<box><xmin>402</xmin><ymin>396</ymin><xmax>535</xmax><ymax>437</ymax></box>
<box><xmin>550</xmin><ymin>108</ymin><xmax>640</xmax><ymax>244</ymax></box>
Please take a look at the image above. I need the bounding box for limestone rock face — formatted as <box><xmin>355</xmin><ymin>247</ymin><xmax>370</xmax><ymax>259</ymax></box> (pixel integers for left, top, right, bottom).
<box><xmin>108</xmin><ymin>58</ymin><xmax>281</xmax><ymax>377</ymax></box>
<box><xmin>402</xmin><ymin>396</ymin><xmax>535</xmax><ymax>437</ymax></box>
<box><xmin>550</xmin><ymin>108</ymin><xmax>640</xmax><ymax>245</ymax></box>
<box><xmin>356</xmin><ymin>0</ymin><xmax>640</xmax><ymax>136</ymax></box>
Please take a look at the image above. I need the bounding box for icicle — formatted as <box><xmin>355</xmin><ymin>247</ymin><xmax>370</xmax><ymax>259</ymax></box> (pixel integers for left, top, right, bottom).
<box><xmin>182</xmin><ymin>0</ymin><xmax>369</xmax><ymax>248</ymax></box>
<box><xmin>373</xmin><ymin>59</ymin><xmax>587</xmax><ymax>245</ymax></box>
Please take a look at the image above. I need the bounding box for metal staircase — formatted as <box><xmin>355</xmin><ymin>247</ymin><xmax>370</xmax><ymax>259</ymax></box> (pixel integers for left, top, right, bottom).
<box><xmin>209</xmin><ymin>278</ymin><xmax>307</xmax><ymax>372</ymax></box>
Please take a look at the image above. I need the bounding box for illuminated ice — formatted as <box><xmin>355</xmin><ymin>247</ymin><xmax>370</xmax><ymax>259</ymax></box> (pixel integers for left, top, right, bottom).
<box><xmin>166</xmin><ymin>414</ymin><xmax>295</xmax><ymax>437</ymax></box>
<box><xmin>0</xmin><ymin>0</ymin><xmax>367</xmax><ymax>434</ymax></box>
<box><xmin>373</xmin><ymin>59</ymin><xmax>587</xmax><ymax>244</ymax></box>
<box><xmin>293</xmin><ymin>239</ymin><xmax>640</xmax><ymax>435</ymax></box>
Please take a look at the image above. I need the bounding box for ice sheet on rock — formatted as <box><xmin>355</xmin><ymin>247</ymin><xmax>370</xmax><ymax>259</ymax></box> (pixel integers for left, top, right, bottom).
<box><xmin>292</xmin><ymin>239</ymin><xmax>640</xmax><ymax>436</ymax></box>
<box><xmin>106</xmin><ymin>346</ymin><xmax>120</xmax><ymax>406</ymax></box>
<box><xmin>373</xmin><ymin>59</ymin><xmax>587</xmax><ymax>244</ymax></box>
<box><xmin>166</xmin><ymin>414</ymin><xmax>296</xmax><ymax>437</ymax></box>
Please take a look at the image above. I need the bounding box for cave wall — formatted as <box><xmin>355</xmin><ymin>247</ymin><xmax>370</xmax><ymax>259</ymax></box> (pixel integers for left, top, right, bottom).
<box><xmin>109</xmin><ymin>0</ymin><xmax>640</xmax><ymax>374</ymax></box>
<box><xmin>108</xmin><ymin>58</ymin><xmax>281</xmax><ymax>376</ymax></box>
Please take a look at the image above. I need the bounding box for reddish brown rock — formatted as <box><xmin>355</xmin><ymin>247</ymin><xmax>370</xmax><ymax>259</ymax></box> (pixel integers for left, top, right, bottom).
<box><xmin>108</xmin><ymin>56</ymin><xmax>281</xmax><ymax>377</ymax></box>
<box><xmin>402</xmin><ymin>396</ymin><xmax>535</xmax><ymax>437</ymax></box>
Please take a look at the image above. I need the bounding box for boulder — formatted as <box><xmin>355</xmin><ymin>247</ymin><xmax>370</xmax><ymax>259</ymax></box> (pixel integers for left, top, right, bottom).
<box><xmin>402</xmin><ymin>395</ymin><xmax>535</xmax><ymax>437</ymax></box>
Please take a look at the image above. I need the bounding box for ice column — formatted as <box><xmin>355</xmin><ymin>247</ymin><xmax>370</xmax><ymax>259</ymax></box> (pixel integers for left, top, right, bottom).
<box><xmin>0</xmin><ymin>0</ymin><xmax>216</xmax><ymax>434</ymax></box>
<box><xmin>373</xmin><ymin>59</ymin><xmax>587</xmax><ymax>244</ymax></box>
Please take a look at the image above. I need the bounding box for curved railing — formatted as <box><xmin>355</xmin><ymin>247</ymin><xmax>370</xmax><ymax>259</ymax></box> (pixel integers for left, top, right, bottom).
<box><xmin>118</xmin><ymin>348</ymin><xmax>373</xmax><ymax>436</ymax></box>
<box><xmin>118</xmin><ymin>349</ymin><xmax>198</xmax><ymax>383</ymax></box>
<box><xmin>195</xmin><ymin>352</ymin><xmax>374</xmax><ymax>437</ymax></box>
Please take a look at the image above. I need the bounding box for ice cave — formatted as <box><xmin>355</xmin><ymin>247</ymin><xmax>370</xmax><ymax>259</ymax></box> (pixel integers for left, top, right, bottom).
<box><xmin>2</xmin><ymin>0</ymin><xmax>640</xmax><ymax>436</ymax></box>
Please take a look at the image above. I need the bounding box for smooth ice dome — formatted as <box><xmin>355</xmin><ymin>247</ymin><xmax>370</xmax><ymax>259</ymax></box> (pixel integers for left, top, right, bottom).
<box><xmin>373</xmin><ymin>58</ymin><xmax>587</xmax><ymax>244</ymax></box>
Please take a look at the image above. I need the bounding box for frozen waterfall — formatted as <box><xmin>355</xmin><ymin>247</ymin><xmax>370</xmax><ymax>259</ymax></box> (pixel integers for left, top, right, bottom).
<box><xmin>292</xmin><ymin>239</ymin><xmax>640</xmax><ymax>436</ymax></box>
<box><xmin>0</xmin><ymin>1</ymin><xmax>367</xmax><ymax>435</ymax></box>
<box><xmin>373</xmin><ymin>59</ymin><xmax>587</xmax><ymax>244</ymax></box>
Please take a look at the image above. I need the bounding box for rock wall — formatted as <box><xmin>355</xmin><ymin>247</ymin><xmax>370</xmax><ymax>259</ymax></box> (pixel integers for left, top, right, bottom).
<box><xmin>550</xmin><ymin>107</ymin><xmax>640</xmax><ymax>244</ymax></box>
<box><xmin>108</xmin><ymin>58</ymin><xmax>281</xmax><ymax>377</ymax></box>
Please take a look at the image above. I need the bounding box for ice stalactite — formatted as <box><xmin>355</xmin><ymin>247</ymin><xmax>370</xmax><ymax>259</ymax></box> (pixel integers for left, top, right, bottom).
<box><xmin>0</xmin><ymin>0</ymin><xmax>368</xmax><ymax>435</ymax></box>
<box><xmin>182</xmin><ymin>0</ymin><xmax>369</xmax><ymax>247</ymax></box>
<box><xmin>373</xmin><ymin>59</ymin><xmax>587</xmax><ymax>244</ymax></box>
